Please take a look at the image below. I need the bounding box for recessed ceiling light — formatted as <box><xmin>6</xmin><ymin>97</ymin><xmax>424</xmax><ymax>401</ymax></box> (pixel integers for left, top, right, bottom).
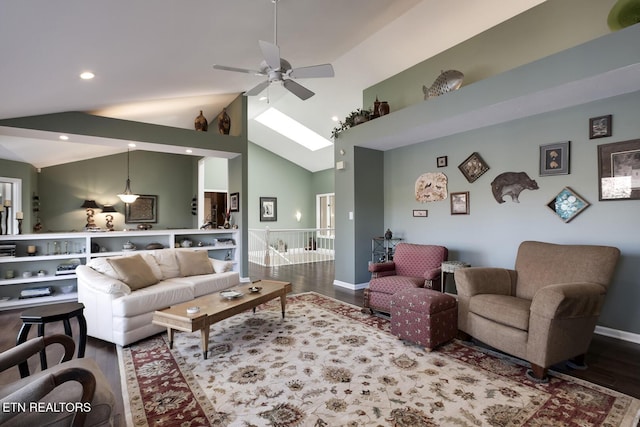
<box><xmin>331</xmin><ymin>116</ymin><xmax>339</xmax><ymax>122</ymax></box>
<box><xmin>259</xmin><ymin>96</ymin><xmax>268</xmax><ymax>101</ymax></box>
<box><xmin>80</xmin><ymin>71</ymin><xmax>95</xmax><ymax>80</ymax></box>
<box><xmin>255</xmin><ymin>108</ymin><xmax>332</xmax><ymax>151</ymax></box>
<box><xmin>185</xmin><ymin>149</ymin><xmax>193</xmax><ymax>154</ymax></box>
<box><xmin>128</xmin><ymin>143</ymin><xmax>136</xmax><ymax>148</ymax></box>
<box><xmin>59</xmin><ymin>135</ymin><xmax>69</xmax><ymax>141</ymax></box>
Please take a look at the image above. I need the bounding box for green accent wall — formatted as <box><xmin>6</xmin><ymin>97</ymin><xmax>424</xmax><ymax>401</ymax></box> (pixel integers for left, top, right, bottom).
<box><xmin>364</xmin><ymin>0</ymin><xmax>616</xmax><ymax>114</ymax></box>
<box><xmin>38</xmin><ymin>151</ymin><xmax>197</xmax><ymax>232</ymax></box>
<box><xmin>247</xmin><ymin>142</ymin><xmax>317</xmax><ymax>229</ymax></box>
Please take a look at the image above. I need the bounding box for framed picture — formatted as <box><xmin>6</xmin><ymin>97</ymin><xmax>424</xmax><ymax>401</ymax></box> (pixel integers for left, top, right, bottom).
<box><xmin>458</xmin><ymin>152</ymin><xmax>490</xmax><ymax>183</ymax></box>
<box><xmin>539</xmin><ymin>141</ymin><xmax>570</xmax><ymax>176</ymax></box>
<box><xmin>450</xmin><ymin>191</ymin><xmax>469</xmax><ymax>215</ymax></box>
<box><xmin>412</xmin><ymin>209</ymin><xmax>428</xmax><ymax>217</ymax></box>
<box><xmin>598</xmin><ymin>138</ymin><xmax>640</xmax><ymax>200</ymax></box>
<box><xmin>589</xmin><ymin>115</ymin><xmax>612</xmax><ymax>139</ymax></box>
<box><xmin>259</xmin><ymin>197</ymin><xmax>277</xmax><ymax>221</ymax></box>
<box><xmin>125</xmin><ymin>195</ymin><xmax>157</xmax><ymax>223</ymax></box>
<box><xmin>436</xmin><ymin>156</ymin><xmax>448</xmax><ymax>168</ymax></box>
<box><xmin>547</xmin><ymin>187</ymin><xmax>589</xmax><ymax>223</ymax></box>
<box><xmin>229</xmin><ymin>192</ymin><xmax>239</xmax><ymax>212</ymax></box>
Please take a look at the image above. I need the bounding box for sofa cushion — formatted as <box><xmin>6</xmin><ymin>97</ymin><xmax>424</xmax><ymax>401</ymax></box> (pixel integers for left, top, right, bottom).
<box><xmin>87</xmin><ymin>257</ymin><xmax>121</xmax><ymax>280</ymax></box>
<box><xmin>107</xmin><ymin>254</ymin><xmax>159</xmax><ymax>291</ymax></box>
<box><xmin>175</xmin><ymin>250</ymin><xmax>214</xmax><ymax>276</ymax></box>
<box><xmin>212</xmin><ymin>258</ymin><xmax>234</xmax><ymax>274</ymax></box>
<box><xmin>167</xmin><ymin>271</ymin><xmax>240</xmax><ymax>297</ymax></box>
<box><xmin>111</xmin><ymin>281</ymin><xmax>195</xmax><ymax>317</ymax></box>
<box><xmin>151</xmin><ymin>250</ymin><xmax>181</xmax><ymax>279</ymax></box>
<box><xmin>369</xmin><ymin>276</ymin><xmax>424</xmax><ymax>295</ymax></box>
<box><xmin>469</xmin><ymin>294</ymin><xmax>531</xmax><ymax>331</ymax></box>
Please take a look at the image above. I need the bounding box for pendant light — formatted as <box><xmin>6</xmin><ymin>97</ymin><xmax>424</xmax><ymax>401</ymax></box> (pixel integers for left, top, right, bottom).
<box><xmin>117</xmin><ymin>149</ymin><xmax>139</xmax><ymax>203</ymax></box>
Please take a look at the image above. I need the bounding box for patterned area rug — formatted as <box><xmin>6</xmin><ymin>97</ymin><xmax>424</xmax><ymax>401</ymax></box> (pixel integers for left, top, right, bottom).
<box><xmin>118</xmin><ymin>292</ymin><xmax>640</xmax><ymax>426</ymax></box>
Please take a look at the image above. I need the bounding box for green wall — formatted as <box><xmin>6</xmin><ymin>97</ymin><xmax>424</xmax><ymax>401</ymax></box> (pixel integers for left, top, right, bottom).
<box><xmin>38</xmin><ymin>151</ymin><xmax>197</xmax><ymax>231</ymax></box>
<box><xmin>364</xmin><ymin>0</ymin><xmax>616</xmax><ymax>114</ymax></box>
<box><xmin>247</xmin><ymin>142</ymin><xmax>318</xmax><ymax>229</ymax></box>
<box><xmin>203</xmin><ymin>157</ymin><xmax>228</xmax><ymax>191</ymax></box>
<box><xmin>380</xmin><ymin>90</ymin><xmax>640</xmax><ymax>335</ymax></box>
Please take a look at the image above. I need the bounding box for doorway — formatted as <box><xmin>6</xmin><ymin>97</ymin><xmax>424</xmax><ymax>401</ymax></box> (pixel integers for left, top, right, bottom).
<box><xmin>204</xmin><ymin>192</ymin><xmax>227</xmax><ymax>228</ymax></box>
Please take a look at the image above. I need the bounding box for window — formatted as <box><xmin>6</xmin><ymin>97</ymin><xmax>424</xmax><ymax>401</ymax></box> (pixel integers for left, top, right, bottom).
<box><xmin>316</xmin><ymin>193</ymin><xmax>335</xmax><ymax>237</ymax></box>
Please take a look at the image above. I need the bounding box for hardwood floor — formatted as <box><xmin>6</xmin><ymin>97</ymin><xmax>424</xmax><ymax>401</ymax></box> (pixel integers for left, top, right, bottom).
<box><xmin>1</xmin><ymin>260</ymin><xmax>638</xmax><ymax>427</ymax></box>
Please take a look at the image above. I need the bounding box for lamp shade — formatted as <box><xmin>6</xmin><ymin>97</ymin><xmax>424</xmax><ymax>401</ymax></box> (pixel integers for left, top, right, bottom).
<box><xmin>81</xmin><ymin>200</ymin><xmax>100</xmax><ymax>209</ymax></box>
<box><xmin>101</xmin><ymin>204</ymin><xmax>117</xmax><ymax>213</ymax></box>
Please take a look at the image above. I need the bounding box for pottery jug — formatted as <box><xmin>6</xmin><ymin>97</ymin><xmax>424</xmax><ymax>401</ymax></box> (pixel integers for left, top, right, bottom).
<box><xmin>378</xmin><ymin>101</ymin><xmax>390</xmax><ymax>116</ymax></box>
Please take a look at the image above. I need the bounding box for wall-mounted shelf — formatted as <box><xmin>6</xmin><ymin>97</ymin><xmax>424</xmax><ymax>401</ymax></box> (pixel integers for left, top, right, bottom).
<box><xmin>0</xmin><ymin>228</ymin><xmax>240</xmax><ymax>310</ymax></box>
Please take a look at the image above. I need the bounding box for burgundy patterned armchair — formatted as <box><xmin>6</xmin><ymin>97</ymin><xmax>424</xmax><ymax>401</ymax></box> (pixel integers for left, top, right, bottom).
<box><xmin>363</xmin><ymin>243</ymin><xmax>448</xmax><ymax>314</ymax></box>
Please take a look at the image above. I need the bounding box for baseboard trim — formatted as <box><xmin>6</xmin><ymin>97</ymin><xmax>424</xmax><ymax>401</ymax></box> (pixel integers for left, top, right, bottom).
<box><xmin>333</xmin><ymin>280</ymin><xmax>369</xmax><ymax>290</ymax></box>
<box><xmin>594</xmin><ymin>325</ymin><xmax>640</xmax><ymax>344</ymax></box>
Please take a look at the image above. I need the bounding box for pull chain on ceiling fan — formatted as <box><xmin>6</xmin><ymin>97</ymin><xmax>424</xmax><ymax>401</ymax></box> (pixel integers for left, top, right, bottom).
<box><xmin>212</xmin><ymin>0</ymin><xmax>334</xmax><ymax>100</ymax></box>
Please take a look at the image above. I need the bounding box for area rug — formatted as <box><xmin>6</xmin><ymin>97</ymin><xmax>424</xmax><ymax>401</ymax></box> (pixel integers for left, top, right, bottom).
<box><xmin>118</xmin><ymin>292</ymin><xmax>640</xmax><ymax>426</ymax></box>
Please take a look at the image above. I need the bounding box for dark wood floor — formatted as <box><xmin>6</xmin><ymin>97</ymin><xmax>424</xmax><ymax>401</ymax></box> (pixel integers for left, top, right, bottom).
<box><xmin>1</xmin><ymin>260</ymin><xmax>639</xmax><ymax>427</ymax></box>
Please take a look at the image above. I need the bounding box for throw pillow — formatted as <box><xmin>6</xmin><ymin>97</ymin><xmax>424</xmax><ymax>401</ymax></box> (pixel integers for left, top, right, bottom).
<box><xmin>212</xmin><ymin>258</ymin><xmax>234</xmax><ymax>274</ymax></box>
<box><xmin>151</xmin><ymin>250</ymin><xmax>181</xmax><ymax>279</ymax></box>
<box><xmin>176</xmin><ymin>250</ymin><xmax>215</xmax><ymax>277</ymax></box>
<box><xmin>87</xmin><ymin>257</ymin><xmax>121</xmax><ymax>280</ymax></box>
<box><xmin>107</xmin><ymin>254</ymin><xmax>159</xmax><ymax>291</ymax></box>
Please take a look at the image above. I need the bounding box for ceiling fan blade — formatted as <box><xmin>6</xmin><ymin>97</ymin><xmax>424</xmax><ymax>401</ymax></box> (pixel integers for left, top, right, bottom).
<box><xmin>283</xmin><ymin>79</ymin><xmax>315</xmax><ymax>100</ymax></box>
<box><xmin>259</xmin><ymin>40</ymin><xmax>281</xmax><ymax>71</ymax></box>
<box><xmin>213</xmin><ymin>64</ymin><xmax>264</xmax><ymax>75</ymax></box>
<box><xmin>289</xmin><ymin>64</ymin><xmax>335</xmax><ymax>79</ymax></box>
<box><xmin>244</xmin><ymin>80</ymin><xmax>271</xmax><ymax>96</ymax></box>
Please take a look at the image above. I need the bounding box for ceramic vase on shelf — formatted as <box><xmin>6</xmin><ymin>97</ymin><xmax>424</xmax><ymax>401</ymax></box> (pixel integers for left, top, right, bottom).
<box><xmin>194</xmin><ymin>110</ymin><xmax>208</xmax><ymax>131</ymax></box>
<box><xmin>217</xmin><ymin>108</ymin><xmax>231</xmax><ymax>135</ymax></box>
<box><xmin>378</xmin><ymin>101</ymin><xmax>390</xmax><ymax>116</ymax></box>
<box><xmin>384</xmin><ymin>228</ymin><xmax>393</xmax><ymax>240</ymax></box>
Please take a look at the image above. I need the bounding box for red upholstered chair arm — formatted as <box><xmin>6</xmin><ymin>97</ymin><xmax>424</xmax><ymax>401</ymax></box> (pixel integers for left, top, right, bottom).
<box><xmin>369</xmin><ymin>262</ymin><xmax>396</xmax><ymax>278</ymax></box>
<box><xmin>424</xmin><ymin>267</ymin><xmax>442</xmax><ymax>281</ymax></box>
<box><xmin>530</xmin><ymin>282</ymin><xmax>607</xmax><ymax>319</ymax></box>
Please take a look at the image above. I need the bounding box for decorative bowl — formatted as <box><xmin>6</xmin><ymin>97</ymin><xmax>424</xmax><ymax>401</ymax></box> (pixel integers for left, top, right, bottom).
<box><xmin>60</xmin><ymin>285</ymin><xmax>75</xmax><ymax>294</ymax></box>
<box><xmin>249</xmin><ymin>286</ymin><xmax>262</xmax><ymax>293</ymax></box>
<box><xmin>220</xmin><ymin>290</ymin><xmax>243</xmax><ymax>299</ymax></box>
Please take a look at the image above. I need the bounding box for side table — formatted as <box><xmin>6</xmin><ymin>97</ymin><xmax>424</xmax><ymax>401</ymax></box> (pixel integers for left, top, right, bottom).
<box><xmin>16</xmin><ymin>302</ymin><xmax>87</xmax><ymax>377</ymax></box>
<box><xmin>441</xmin><ymin>261</ymin><xmax>470</xmax><ymax>293</ymax></box>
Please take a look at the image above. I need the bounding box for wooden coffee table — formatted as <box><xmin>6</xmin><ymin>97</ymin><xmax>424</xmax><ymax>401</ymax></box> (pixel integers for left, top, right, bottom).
<box><xmin>152</xmin><ymin>280</ymin><xmax>292</xmax><ymax>359</ymax></box>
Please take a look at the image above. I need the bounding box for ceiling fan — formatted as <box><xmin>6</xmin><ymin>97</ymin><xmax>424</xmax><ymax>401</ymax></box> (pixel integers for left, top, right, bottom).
<box><xmin>213</xmin><ymin>0</ymin><xmax>334</xmax><ymax>101</ymax></box>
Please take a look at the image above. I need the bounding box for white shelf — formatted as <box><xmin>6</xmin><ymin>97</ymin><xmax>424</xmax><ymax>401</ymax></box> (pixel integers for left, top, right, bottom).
<box><xmin>0</xmin><ymin>292</ymin><xmax>78</xmax><ymax>310</ymax></box>
<box><xmin>0</xmin><ymin>229</ymin><xmax>240</xmax><ymax>310</ymax></box>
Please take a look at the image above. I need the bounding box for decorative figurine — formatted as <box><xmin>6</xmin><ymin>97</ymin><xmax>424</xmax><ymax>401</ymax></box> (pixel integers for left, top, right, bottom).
<box><xmin>217</xmin><ymin>108</ymin><xmax>231</xmax><ymax>135</ymax></box>
<box><xmin>384</xmin><ymin>229</ymin><xmax>393</xmax><ymax>240</ymax></box>
<box><xmin>194</xmin><ymin>110</ymin><xmax>208</xmax><ymax>131</ymax></box>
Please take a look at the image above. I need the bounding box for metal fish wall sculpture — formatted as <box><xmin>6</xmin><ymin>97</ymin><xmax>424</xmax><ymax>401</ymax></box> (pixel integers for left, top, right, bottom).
<box><xmin>423</xmin><ymin>70</ymin><xmax>464</xmax><ymax>100</ymax></box>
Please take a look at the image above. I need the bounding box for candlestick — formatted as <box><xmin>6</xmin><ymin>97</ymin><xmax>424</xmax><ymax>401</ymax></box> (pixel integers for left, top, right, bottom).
<box><xmin>3</xmin><ymin>205</ymin><xmax>9</xmax><ymax>235</ymax></box>
<box><xmin>0</xmin><ymin>210</ymin><xmax>2</xmax><ymax>235</ymax></box>
<box><xmin>16</xmin><ymin>211</ymin><xmax>23</xmax><ymax>220</ymax></box>
<box><xmin>17</xmin><ymin>219</ymin><xmax>23</xmax><ymax>235</ymax></box>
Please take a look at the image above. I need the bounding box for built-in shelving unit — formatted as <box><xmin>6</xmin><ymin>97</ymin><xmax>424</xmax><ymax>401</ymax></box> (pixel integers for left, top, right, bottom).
<box><xmin>0</xmin><ymin>229</ymin><xmax>239</xmax><ymax>310</ymax></box>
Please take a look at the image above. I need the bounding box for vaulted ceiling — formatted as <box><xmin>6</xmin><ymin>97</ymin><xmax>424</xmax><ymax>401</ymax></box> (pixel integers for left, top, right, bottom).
<box><xmin>0</xmin><ymin>0</ymin><xmax>547</xmax><ymax>172</ymax></box>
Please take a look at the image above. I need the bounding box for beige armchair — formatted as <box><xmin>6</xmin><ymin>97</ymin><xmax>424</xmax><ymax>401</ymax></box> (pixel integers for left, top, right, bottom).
<box><xmin>0</xmin><ymin>334</ymin><xmax>115</xmax><ymax>427</ymax></box>
<box><xmin>456</xmin><ymin>241</ymin><xmax>620</xmax><ymax>381</ymax></box>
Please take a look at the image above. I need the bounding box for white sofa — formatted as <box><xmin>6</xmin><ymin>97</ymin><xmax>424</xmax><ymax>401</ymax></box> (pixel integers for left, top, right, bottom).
<box><xmin>76</xmin><ymin>248</ymin><xmax>240</xmax><ymax>346</ymax></box>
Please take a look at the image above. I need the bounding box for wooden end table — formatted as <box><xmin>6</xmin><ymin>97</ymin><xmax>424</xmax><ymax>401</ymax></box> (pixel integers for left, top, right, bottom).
<box><xmin>152</xmin><ymin>280</ymin><xmax>292</xmax><ymax>359</ymax></box>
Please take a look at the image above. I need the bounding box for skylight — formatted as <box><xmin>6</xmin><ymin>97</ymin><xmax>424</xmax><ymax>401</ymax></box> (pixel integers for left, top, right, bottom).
<box><xmin>255</xmin><ymin>108</ymin><xmax>332</xmax><ymax>151</ymax></box>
